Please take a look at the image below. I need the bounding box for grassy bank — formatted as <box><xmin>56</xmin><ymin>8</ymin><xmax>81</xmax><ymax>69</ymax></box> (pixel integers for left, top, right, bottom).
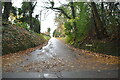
<box><xmin>80</xmin><ymin>40</ymin><xmax>119</xmax><ymax>56</ymax></box>
<box><xmin>2</xmin><ymin>24</ymin><xmax>49</xmax><ymax>55</ymax></box>
<box><xmin>60</xmin><ymin>37</ymin><xmax>119</xmax><ymax>56</ymax></box>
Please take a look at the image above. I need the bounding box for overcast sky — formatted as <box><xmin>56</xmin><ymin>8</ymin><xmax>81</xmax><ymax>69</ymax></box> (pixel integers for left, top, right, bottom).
<box><xmin>12</xmin><ymin>0</ymin><xmax>65</xmax><ymax>33</ymax></box>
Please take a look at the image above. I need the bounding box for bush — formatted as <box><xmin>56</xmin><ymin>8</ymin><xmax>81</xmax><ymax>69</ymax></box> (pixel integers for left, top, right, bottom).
<box><xmin>16</xmin><ymin>22</ymin><xmax>29</xmax><ymax>30</ymax></box>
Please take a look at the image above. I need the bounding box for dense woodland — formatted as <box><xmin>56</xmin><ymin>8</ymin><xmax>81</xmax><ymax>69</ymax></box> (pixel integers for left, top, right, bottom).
<box><xmin>52</xmin><ymin>2</ymin><xmax>120</xmax><ymax>45</ymax></box>
<box><xmin>51</xmin><ymin>1</ymin><xmax>120</xmax><ymax>56</ymax></box>
<box><xmin>1</xmin><ymin>1</ymin><xmax>120</xmax><ymax>56</ymax></box>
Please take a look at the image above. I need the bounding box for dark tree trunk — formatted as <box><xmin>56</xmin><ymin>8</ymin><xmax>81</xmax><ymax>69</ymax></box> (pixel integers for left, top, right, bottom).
<box><xmin>29</xmin><ymin>2</ymin><xmax>37</xmax><ymax>30</ymax></box>
<box><xmin>70</xmin><ymin>1</ymin><xmax>78</xmax><ymax>45</ymax></box>
<box><xmin>29</xmin><ymin>12</ymin><xmax>33</xmax><ymax>30</ymax></box>
<box><xmin>2</xmin><ymin>2</ymin><xmax>12</xmax><ymax>22</ymax></box>
<box><xmin>101</xmin><ymin>2</ymin><xmax>106</xmax><ymax>27</ymax></box>
<box><xmin>91</xmin><ymin>2</ymin><xmax>106</xmax><ymax>39</ymax></box>
<box><xmin>29</xmin><ymin>2</ymin><xmax>33</xmax><ymax>30</ymax></box>
<box><xmin>92</xmin><ymin>10</ymin><xmax>101</xmax><ymax>39</ymax></box>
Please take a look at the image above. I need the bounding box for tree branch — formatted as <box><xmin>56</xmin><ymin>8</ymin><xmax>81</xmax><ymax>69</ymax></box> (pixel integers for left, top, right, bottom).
<box><xmin>46</xmin><ymin>7</ymin><xmax>71</xmax><ymax>19</ymax></box>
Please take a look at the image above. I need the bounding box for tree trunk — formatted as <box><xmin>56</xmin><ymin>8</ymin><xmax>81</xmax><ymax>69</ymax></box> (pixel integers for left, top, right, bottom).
<box><xmin>92</xmin><ymin>10</ymin><xmax>100</xmax><ymax>39</ymax></box>
<box><xmin>29</xmin><ymin>2</ymin><xmax>37</xmax><ymax>30</ymax></box>
<box><xmin>29</xmin><ymin>2</ymin><xmax>33</xmax><ymax>30</ymax></box>
<box><xmin>70</xmin><ymin>1</ymin><xmax>78</xmax><ymax>45</ymax></box>
<box><xmin>101</xmin><ymin>2</ymin><xmax>106</xmax><ymax>27</ymax></box>
<box><xmin>91</xmin><ymin>2</ymin><xmax>106</xmax><ymax>39</ymax></box>
<box><xmin>2</xmin><ymin>2</ymin><xmax>12</xmax><ymax>22</ymax></box>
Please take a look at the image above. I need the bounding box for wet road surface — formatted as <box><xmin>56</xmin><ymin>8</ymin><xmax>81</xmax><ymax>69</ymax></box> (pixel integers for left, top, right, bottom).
<box><xmin>2</xmin><ymin>38</ymin><xmax>119</xmax><ymax>78</ymax></box>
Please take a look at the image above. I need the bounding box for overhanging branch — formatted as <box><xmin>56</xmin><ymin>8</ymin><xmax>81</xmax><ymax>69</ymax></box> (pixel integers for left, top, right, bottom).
<box><xmin>46</xmin><ymin>7</ymin><xmax>71</xmax><ymax>19</ymax></box>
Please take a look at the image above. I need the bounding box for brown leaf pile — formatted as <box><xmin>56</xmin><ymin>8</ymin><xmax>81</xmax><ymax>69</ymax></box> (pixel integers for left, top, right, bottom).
<box><xmin>2</xmin><ymin>42</ymin><xmax>47</xmax><ymax>72</ymax></box>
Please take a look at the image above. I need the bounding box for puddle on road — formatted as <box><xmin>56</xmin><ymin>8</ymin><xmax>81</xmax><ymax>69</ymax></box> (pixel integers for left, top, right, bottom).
<box><xmin>28</xmin><ymin>39</ymin><xmax>56</xmax><ymax>59</ymax></box>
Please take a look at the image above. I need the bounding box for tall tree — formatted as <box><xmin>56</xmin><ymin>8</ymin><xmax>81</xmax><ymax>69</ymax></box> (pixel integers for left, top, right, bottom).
<box><xmin>21</xmin><ymin>2</ymin><xmax>37</xmax><ymax>29</ymax></box>
<box><xmin>91</xmin><ymin>2</ymin><xmax>106</xmax><ymax>39</ymax></box>
<box><xmin>47</xmin><ymin>28</ymin><xmax>51</xmax><ymax>33</ymax></box>
<box><xmin>101</xmin><ymin>2</ymin><xmax>106</xmax><ymax>27</ymax></box>
<box><xmin>2</xmin><ymin>2</ymin><xmax>12</xmax><ymax>22</ymax></box>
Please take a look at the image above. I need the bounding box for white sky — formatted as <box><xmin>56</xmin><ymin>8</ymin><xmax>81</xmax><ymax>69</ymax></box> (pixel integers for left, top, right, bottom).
<box><xmin>12</xmin><ymin>0</ymin><xmax>67</xmax><ymax>33</ymax></box>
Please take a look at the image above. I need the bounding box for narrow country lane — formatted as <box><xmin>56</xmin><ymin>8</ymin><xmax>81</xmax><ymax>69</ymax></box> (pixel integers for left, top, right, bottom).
<box><xmin>3</xmin><ymin>38</ymin><xmax>119</xmax><ymax>78</ymax></box>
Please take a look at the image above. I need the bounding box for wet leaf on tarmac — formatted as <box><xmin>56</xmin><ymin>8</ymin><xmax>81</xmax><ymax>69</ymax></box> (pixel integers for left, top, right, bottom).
<box><xmin>97</xmin><ymin>70</ymin><xmax>101</xmax><ymax>72</ymax></box>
